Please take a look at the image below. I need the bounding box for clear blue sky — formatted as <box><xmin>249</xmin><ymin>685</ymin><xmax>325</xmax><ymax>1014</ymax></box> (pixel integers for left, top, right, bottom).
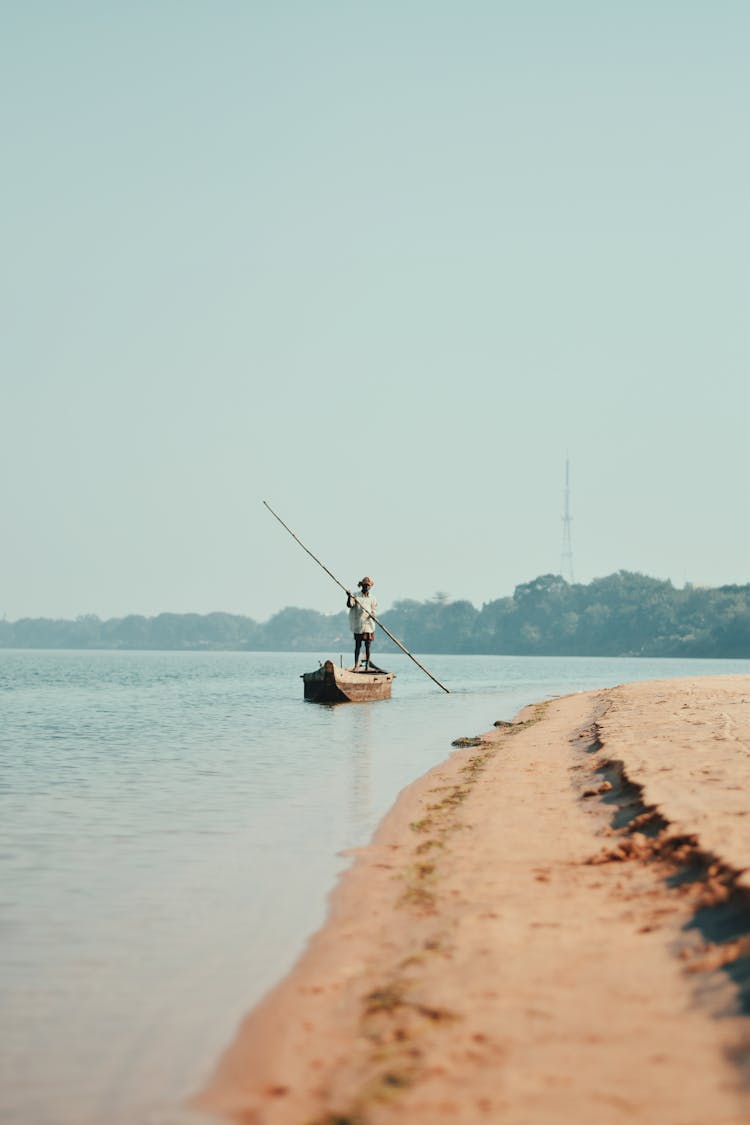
<box><xmin>3</xmin><ymin>2</ymin><xmax>748</xmax><ymax>622</ymax></box>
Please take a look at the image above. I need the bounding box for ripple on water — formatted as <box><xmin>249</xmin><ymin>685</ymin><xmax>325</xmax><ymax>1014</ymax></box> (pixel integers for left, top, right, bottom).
<box><xmin>1</xmin><ymin>648</ymin><xmax>748</xmax><ymax>1124</ymax></box>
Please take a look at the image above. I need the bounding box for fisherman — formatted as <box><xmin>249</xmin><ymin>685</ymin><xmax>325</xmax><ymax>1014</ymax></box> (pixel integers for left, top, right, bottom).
<box><xmin>346</xmin><ymin>577</ymin><xmax>377</xmax><ymax>670</ymax></box>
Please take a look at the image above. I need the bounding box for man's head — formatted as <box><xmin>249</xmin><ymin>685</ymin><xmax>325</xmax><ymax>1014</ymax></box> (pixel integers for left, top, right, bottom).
<box><xmin>358</xmin><ymin>577</ymin><xmax>373</xmax><ymax>591</ymax></box>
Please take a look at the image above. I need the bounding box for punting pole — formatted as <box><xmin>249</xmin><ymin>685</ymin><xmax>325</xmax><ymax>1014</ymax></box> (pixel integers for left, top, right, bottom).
<box><xmin>263</xmin><ymin>500</ymin><xmax>450</xmax><ymax>693</ymax></box>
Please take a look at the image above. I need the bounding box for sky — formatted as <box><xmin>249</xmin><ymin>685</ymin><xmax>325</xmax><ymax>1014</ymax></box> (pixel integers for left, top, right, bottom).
<box><xmin>2</xmin><ymin>1</ymin><xmax>748</xmax><ymax>623</ymax></box>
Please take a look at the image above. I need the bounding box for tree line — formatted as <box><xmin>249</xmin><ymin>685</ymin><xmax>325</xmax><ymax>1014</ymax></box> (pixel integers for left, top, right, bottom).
<box><xmin>1</xmin><ymin>572</ymin><xmax>748</xmax><ymax>658</ymax></box>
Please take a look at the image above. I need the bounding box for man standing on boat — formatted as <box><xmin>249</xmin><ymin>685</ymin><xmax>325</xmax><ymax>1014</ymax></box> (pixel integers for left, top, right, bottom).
<box><xmin>346</xmin><ymin>577</ymin><xmax>377</xmax><ymax>670</ymax></box>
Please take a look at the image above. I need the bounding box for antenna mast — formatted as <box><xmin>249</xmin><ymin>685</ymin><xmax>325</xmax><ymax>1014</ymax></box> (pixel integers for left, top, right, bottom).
<box><xmin>560</xmin><ymin>457</ymin><xmax>574</xmax><ymax>583</ymax></box>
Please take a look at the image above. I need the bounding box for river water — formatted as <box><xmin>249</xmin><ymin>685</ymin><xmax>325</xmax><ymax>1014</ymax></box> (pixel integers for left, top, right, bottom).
<box><xmin>2</xmin><ymin>649</ymin><xmax>748</xmax><ymax>1125</ymax></box>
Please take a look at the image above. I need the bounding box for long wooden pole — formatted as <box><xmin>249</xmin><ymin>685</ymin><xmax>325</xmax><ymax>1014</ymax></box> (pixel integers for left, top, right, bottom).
<box><xmin>263</xmin><ymin>500</ymin><xmax>450</xmax><ymax>693</ymax></box>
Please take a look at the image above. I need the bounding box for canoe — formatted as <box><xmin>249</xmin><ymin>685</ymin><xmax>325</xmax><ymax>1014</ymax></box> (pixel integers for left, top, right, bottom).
<box><xmin>301</xmin><ymin>660</ymin><xmax>395</xmax><ymax>703</ymax></box>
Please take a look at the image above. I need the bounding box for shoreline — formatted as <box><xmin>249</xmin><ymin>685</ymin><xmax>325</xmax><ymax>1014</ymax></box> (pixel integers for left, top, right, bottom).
<box><xmin>195</xmin><ymin>674</ymin><xmax>750</xmax><ymax>1124</ymax></box>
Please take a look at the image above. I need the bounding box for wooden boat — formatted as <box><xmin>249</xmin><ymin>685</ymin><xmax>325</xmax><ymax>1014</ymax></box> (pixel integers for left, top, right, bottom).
<box><xmin>301</xmin><ymin>660</ymin><xmax>395</xmax><ymax>703</ymax></box>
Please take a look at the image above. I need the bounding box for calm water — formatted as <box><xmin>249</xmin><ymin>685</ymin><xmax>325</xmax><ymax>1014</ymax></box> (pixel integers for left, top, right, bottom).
<box><xmin>2</xmin><ymin>649</ymin><xmax>749</xmax><ymax>1125</ymax></box>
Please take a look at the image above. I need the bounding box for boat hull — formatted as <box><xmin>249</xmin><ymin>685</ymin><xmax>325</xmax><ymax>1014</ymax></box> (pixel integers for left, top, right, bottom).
<box><xmin>302</xmin><ymin>660</ymin><xmax>395</xmax><ymax>703</ymax></box>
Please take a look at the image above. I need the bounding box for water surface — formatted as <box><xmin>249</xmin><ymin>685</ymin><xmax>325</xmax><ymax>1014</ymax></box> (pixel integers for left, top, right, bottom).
<box><xmin>2</xmin><ymin>650</ymin><xmax>748</xmax><ymax>1124</ymax></box>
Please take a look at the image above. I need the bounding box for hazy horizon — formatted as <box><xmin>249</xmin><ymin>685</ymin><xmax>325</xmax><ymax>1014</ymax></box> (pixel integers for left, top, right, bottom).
<box><xmin>3</xmin><ymin>3</ymin><xmax>748</xmax><ymax>623</ymax></box>
<box><xmin>1</xmin><ymin>564</ymin><xmax>745</xmax><ymax>625</ymax></box>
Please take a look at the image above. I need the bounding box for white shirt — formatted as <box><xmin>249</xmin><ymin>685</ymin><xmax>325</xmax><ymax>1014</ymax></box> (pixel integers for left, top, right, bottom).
<box><xmin>348</xmin><ymin>593</ymin><xmax>377</xmax><ymax>634</ymax></box>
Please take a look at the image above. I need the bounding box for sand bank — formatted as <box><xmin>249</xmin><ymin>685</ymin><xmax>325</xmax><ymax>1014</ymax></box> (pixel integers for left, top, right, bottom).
<box><xmin>196</xmin><ymin>675</ymin><xmax>750</xmax><ymax>1124</ymax></box>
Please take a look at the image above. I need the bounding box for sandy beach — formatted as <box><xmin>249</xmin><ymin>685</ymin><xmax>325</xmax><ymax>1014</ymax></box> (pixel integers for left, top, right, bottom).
<box><xmin>195</xmin><ymin>675</ymin><xmax>750</xmax><ymax>1125</ymax></box>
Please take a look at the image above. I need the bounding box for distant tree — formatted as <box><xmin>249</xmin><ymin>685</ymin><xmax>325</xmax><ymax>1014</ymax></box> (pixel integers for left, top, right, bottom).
<box><xmin>69</xmin><ymin>615</ymin><xmax>103</xmax><ymax>646</ymax></box>
<box><xmin>259</xmin><ymin>607</ymin><xmax>348</xmax><ymax>651</ymax></box>
<box><xmin>0</xmin><ymin>574</ymin><xmax>747</xmax><ymax>657</ymax></box>
<box><xmin>708</xmin><ymin>608</ymin><xmax>750</xmax><ymax>657</ymax></box>
<box><xmin>381</xmin><ymin>598</ymin><xmax>478</xmax><ymax>653</ymax></box>
<box><xmin>106</xmin><ymin>615</ymin><xmax>152</xmax><ymax>648</ymax></box>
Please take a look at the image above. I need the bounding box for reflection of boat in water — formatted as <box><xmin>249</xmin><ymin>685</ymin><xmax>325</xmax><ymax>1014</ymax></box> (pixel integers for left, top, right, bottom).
<box><xmin>302</xmin><ymin>660</ymin><xmax>395</xmax><ymax>703</ymax></box>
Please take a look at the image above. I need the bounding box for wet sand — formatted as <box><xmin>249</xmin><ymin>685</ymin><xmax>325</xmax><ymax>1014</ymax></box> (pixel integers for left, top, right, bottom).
<box><xmin>195</xmin><ymin>675</ymin><xmax>750</xmax><ymax>1124</ymax></box>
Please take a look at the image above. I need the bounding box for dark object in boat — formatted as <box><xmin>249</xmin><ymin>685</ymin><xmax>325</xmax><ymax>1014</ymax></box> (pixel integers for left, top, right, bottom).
<box><xmin>302</xmin><ymin>660</ymin><xmax>395</xmax><ymax>703</ymax></box>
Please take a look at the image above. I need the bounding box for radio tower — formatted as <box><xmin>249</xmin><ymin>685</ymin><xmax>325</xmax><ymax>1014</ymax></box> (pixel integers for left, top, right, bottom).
<box><xmin>560</xmin><ymin>457</ymin><xmax>574</xmax><ymax>583</ymax></box>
